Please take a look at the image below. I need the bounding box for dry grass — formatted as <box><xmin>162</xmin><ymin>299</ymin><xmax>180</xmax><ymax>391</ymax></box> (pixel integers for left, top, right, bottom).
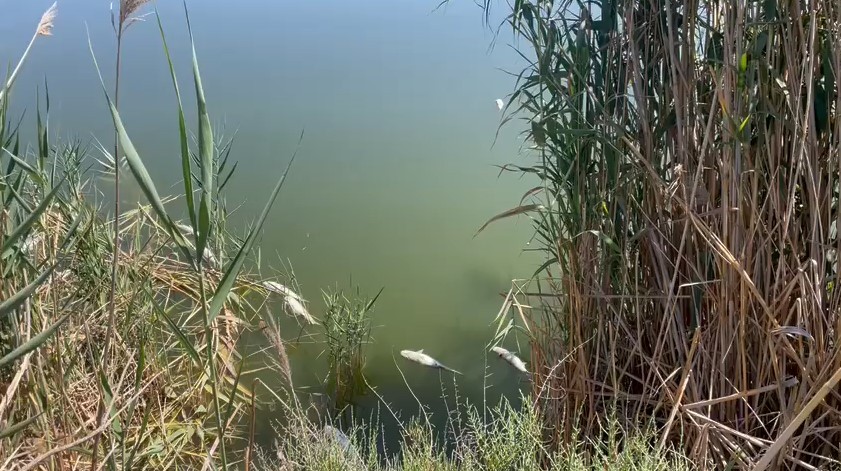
<box><xmin>0</xmin><ymin>6</ymin><xmax>300</xmax><ymax>468</ymax></box>
<box><xmin>484</xmin><ymin>0</ymin><xmax>841</xmax><ymax>468</ymax></box>
<box><xmin>36</xmin><ymin>3</ymin><xmax>57</xmax><ymax>37</ymax></box>
<box><xmin>0</xmin><ymin>192</ymin><xmax>287</xmax><ymax>468</ymax></box>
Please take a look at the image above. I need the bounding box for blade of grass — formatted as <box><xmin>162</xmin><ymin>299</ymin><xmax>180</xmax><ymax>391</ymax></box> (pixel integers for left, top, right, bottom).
<box><xmin>87</xmin><ymin>28</ymin><xmax>194</xmax><ymax>265</ymax></box>
<box><xmin>153</xmin><ymin>298</ymin><xmax>200</xmax><ymax>365</ymax></box>
<box><xmin>474</xmin><ymin>203</ymin><xmax>542</xmax><ymax>237</ymax></box>
<box><xmin>154</xmin><ymin>9</ymin><xmax>197</xmax><ymax>238</ymax></box>
<box><xmin>206</xmin><ymin>131</ymin><xmax>301</xmax><ymax>322</ymax></box>
<box><xmin>0</xmin><ymin>264</ymin><xmax>56</xmax><ymax>319</ymax></box>
<box><xmin>0</xmin><ymin>311</ymin><xmax>72</xmax><ymax>369</ymax></box>
<box><xmin>0</xmin><ymin>176</ymin><xmax>63</xmax><ymax>255</ymax></box>
<box><xmin>184</xmin><ymin>2</ymin><xmax>214</xmax><ymax>263</ymax></box>
<box><xmin>222</xmin><ymin>357</ymin><xmax>245</xmax><ymax>434</ymax></box>
<box><xmin>0</xmin><ymin>412</ymin><xmax>44</xmax><ymax>439</ymax></box>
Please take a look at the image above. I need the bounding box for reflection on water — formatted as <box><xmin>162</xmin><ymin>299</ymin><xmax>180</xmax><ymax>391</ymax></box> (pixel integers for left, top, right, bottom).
<box><xmin>4</xmin><ymin>0</ymin><xmax>535</xmax><ymax>449</ymax></box>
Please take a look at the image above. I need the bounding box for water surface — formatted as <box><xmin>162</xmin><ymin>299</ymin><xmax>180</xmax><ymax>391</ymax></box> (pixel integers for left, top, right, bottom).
<box><xmin>2</xmin><ymin>0</ymin><xmax>535</xmax><ymax>449</ymax></box>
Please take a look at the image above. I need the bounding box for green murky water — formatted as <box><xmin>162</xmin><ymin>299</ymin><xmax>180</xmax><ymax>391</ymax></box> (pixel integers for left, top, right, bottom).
<box><xmin>3</xmin><ymin>0</ymin><xmax>536</xmax><ymax>449</ymax></box>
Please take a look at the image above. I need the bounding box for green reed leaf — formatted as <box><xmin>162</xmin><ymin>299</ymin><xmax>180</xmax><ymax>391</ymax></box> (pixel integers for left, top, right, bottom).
<box><xmin>206</xmin><ymin>132</ymin><xmax>300</xmax><ymax>322</ymax></box>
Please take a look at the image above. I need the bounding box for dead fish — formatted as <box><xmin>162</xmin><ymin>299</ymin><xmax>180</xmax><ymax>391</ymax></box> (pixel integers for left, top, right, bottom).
<box><xmin>174</xmin><ymin>223</ymin><xmax>219</xmax><ymax>269</ymax></box>
<box><xmin>323</xmin><ymin>425</ymin><xmax>352</xmax><ymax>452</ymax></box>
<box><xmin>495</xmin><ymin>98</ymin><xmax>505</xmax><ymax>111</ymax></box>
<box><xmin>400</xmin><ymin>349</ymin><xmax>461</xmax><ymax>375</ymax></box>
<box><xmin>22</xmin><ymin>233</ymin><xmax>44</xmax><ymax>254</ymax></box>
<box><xmin>284</xmin><ymin>295</ymin><xmax>318</xmax><ymax>325</ymax></box>
<box><xmin>262</xmin><ymin>281</ymin><xmax>305</xmax><ymax>302</ymax></box>
<box><xmin>491</xmin><ymin>346</ymin><xmax>529</xmax><ymax>374</ymax></box>
<box><xmin>261</xmin><ymin>281</ymin><xmax>317</xmax><ymax>325</ymax></box>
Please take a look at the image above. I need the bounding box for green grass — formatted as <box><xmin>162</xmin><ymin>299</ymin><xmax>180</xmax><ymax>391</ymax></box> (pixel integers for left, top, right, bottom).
<box><xmin>254</xmin><ymin>396</ymin><xmax>692</xmax><ymax>471</ymax></box>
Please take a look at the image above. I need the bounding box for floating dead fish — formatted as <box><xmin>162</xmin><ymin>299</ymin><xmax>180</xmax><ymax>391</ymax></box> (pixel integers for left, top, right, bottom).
<box><xmin>22</xmin><ymin>233</ymin><xmax>44</xmax><ymax>254</ymax></box>
<box><xmin>261</xmin><ymin>281</ymin><xmax>317</xmax><ymax>325</ymax></box>
<box><xmin>200</xmin><ymin>248</ymin><xmax>219</xmax><ymax>269</ymax></box>
<box><xmin>284</xmin><ymin>295</ymin><xmax>318</xmax><ymax>325</ymax></box>
<box><xmin>491</xmin><ymin>346</ymin><xmax>529</xmax><ymax>374</ymax></box>
<box><xmin>772</xmin><ymin>326</ymin><xmax>815</xmax><ymax>342</ymax></box>
<box><xmin>262</xmin><ymin>281</ymin><xmax>305</xmax><ymax>302</ymax></box>
<box><xmin>323</xmin><ymin>425</ymin><xmax>352</xmax><ymax>452</ymax></box>
<box><xmin>174</xmin><ymin>223</ymin><xmax>219</xmax><ymax>269</ymax></box>
<box><xmin>400</xmin><ymin>349</ymin><xmax>461</xmax><ymax>375</ymax></box>
<box><xmin>495</xmin><ymin>98</ymin><xmax>505</xmax><ymax>111</ymax></box>
<box><xmin>175</xmin><ymin>223</ymin><xmax>194</xmax><ymax>236</ymax></box>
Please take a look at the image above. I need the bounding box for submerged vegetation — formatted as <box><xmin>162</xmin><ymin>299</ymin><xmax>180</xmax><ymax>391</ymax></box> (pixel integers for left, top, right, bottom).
<box><xmin>3</xmin><ymin>0</ymin><xmax>840</xmax><ymax>469</ymax></box>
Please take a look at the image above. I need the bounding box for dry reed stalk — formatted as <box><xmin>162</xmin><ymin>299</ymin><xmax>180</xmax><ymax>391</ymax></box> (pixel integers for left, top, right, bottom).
<box><xmin>0</xmin><ymin>2</ymin><xmax>57</xmax><ymax>103</ymax></box>
<box><xmin>492</xmin><ymin>0</ymin><xmax>841</xmax><ymax>466</ymax></box>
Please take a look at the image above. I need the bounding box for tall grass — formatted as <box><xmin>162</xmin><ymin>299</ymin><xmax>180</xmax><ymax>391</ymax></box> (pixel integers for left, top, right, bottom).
<box><xmin>0</xmin><ymin>5</ymin><xmax>301</xmax><ymax>469</ymax></box>
<box><xmin>481</xmin><ymin>0</ymin><xmax>841</xmax><ymax>468</ymax></box>
<box><xmin>93</xmin><ymin>1</ymin><xmax>151</xmax><ymax>467</ymax></box>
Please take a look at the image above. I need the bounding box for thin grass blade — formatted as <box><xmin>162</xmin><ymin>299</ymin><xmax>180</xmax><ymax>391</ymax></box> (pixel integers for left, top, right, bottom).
<box><xmin>0</xmin><ymin>412</ymin><xmax>44</xmax><ymax>439</ymax></box>
<box><xmin>155</xmin><ymin>10</ymin><xmax>197</xmax><ymax>237</ymax></box>
<box><xmin>184</xmin><ymin>3</ymin><xmax>214</xmax><ymax>261</ymax></box>
<box><xmin>0</xmin><ymin>176</ymin><xmax>63</xmax><ymax>255</ymax></box>
<box><xmin>0</xmin><ymin>311</ymin><xmax>71</xmax><ymax>369</ymax></box>
<box><xmin>153</xmin><ymin>299</ymin><xmax>201</xmax><ymax>365</ymax></box>
<box><xmin>88</xmin><ymin>29</ymin><xmax>194</xmax><ymax>265</ymax></box>
<box><xmin>206</xmin><ymin>133</ymin><xmax>301</xmax><ymax>322</ymax></box>
<box><xmin>474</xmin><ymin>203</ymin><xmax>542</xmax><ymax>237</ymax></box>
<box><xmin>0</xmin><ymin>265</ymin><xmax>56</xmax><ymax>319</ymax></box>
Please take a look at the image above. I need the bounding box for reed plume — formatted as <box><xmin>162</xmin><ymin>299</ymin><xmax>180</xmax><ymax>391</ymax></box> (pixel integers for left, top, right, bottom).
<box><xmin>36</xmin><ymin>2</ymin><xmax>57</xmax><ymax>36</ymax></box>
<box><xmin>119</xmin><ymin>0</ymin><xmax>151</xmax><ymax>30</ymax></box>
<box><xmin>0</xmin><ymin>2</ymin><xmax>58</xmax><ymax>104</ymax></box>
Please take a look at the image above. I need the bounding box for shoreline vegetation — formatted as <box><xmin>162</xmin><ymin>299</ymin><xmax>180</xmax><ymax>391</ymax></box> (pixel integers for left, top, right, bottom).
<box><xmin>1</xmin><ymin>0</ymin><xmax>840</xmax><ymax>469</ymax></box>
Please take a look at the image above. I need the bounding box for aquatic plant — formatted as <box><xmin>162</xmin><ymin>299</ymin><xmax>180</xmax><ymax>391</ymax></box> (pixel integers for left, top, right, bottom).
<box><xmin>480</xmin><ymin>0</ymin><xmax>841</xmax><ymax>467</ymax></box>
<box><xmin>322</xmin><ymin>287</ymin><xmax>381</xmax><ymax>414</ymax></box>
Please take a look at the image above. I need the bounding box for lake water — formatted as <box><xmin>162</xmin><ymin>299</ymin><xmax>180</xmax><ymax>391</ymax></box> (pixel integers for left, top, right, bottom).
<box><xmin>2</xmin><ymin>0</ymin><xmax>535</xmax><ymax>450</ymax></box>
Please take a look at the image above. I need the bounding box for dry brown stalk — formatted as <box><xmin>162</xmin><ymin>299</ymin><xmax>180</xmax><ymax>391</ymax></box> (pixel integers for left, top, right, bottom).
<box><xmin>495</xmin><ymin>0</ymin><xmax>841</xmax><ymax>466</ymax></box>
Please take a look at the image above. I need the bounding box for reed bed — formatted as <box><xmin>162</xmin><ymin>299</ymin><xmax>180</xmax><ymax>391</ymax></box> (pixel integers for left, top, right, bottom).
<box><xmin>0</xmin><ymin>4</ymin><xmax>299</xmax><ymax>468</ymax></box>
<box><xmin>482</xmin><ymin>0</ymin><xmax>841</xmax><ymax>468</ymax></box>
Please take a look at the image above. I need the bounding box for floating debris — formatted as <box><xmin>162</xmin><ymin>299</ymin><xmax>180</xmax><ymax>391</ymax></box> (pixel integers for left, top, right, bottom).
<box><xmin>495</xmin><ymin>98</ymin><xmax>505</xmax><ymax>111</ymax></box>
<box><xmin>21</xmin><ymin>233</ymin><xmax>44</xmax><ymax>254</ymax></box>
<box><xmin>491</xmin><ymin>346</ymin><xmax>529</xmax><ymax>374</ymax></box>
<box><xmin>400</xmin><ymin>349</ymin><xmax>461</xmax><ymax>375</ymax></box>
<box><xmin>284</xmin><ymin>295</ymin><xmax>318</xmax><ymax>325</ymax></box>
<box><xmin>324</xmin><ymin>425</ymin><xmax>352</xmax><ymax>452</ymax></box>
